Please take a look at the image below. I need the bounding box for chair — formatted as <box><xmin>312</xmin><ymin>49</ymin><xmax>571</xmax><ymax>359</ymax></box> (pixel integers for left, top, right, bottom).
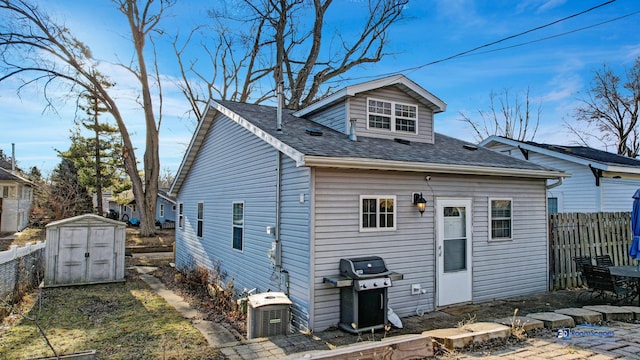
<box><xmin>595</xmin><ymin>255</ymin><xmax>613</xmax><ymax>267</ymax></box>
<box><xmin>582</xmin><ymin>265</ymin><xmax>635</xmax><ymax>303</ymax></box>
<box><xmin>572</xmin><ymin>256</ymin><xmax>592</xmax><ymax>283</ymax></box>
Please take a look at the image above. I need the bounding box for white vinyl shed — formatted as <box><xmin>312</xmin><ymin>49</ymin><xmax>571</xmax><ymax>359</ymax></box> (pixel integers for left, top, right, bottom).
<box><xmin>44</xmin><ymin>214</ymin><xmax>126</xmax><ymax>287</ymax></box>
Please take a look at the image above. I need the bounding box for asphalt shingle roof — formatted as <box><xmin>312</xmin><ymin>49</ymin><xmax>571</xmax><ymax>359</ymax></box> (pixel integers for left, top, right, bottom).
<box><xmin>0</xmin><ymin>167</ymin><xmax>22</xmax><ymax>182</ymax></box>
<box><xmin>218</xmin><ymin>100</ymin><xmax>553</xmax><ymax>172</ymax></box>
<box><xmin>523</xmin><ymin>140</ymin><xmax>640</xmax><ymax>167</ymax></box>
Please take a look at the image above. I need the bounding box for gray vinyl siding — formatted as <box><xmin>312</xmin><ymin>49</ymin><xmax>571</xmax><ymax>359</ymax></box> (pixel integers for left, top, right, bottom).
<box><xmin>280</xmin><ymin>156</ymin><xmax>312</xmax><ymax>331</ymax></box>
<box><xmin>483</xmin><ymin>142</ymin><xmax>635</xmax><ymax>212</ymax></box>
<box><xmin>175</xmin><ymin>113</ymin><xmax>280</xmax><ymax>294</ymax></box>
<box><xmin>349</xmin><ymin>87</ymin><xmax>434</xmax><ymax>143</ymax></box>
<box><xmin>312</xmin><ymin>169</ymin><xmax>548</xmax><ymax>331</ymax></box>
<box><xmin>306</xmin><ymin>102</ymin><xmax>347</xmax><ymax>134</ymax></box>
<box><xmin>175</xmin><ymin>113</ymin><xmax>313</xmax><ymax>331</ymax></box>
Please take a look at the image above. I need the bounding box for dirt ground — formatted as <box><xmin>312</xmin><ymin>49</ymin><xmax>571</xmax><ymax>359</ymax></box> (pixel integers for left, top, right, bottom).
<box><xmin>143</xmin><ymin>259</ymin><xmax>620</xmax><ymax>346</ymax></box>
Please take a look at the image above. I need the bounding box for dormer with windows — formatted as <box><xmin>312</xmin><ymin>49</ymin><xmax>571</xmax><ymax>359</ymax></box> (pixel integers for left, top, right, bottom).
<box><xmin>294</xmin><ymin>75</ymin><xmax>446</xmax><ymax>144</ymax></box>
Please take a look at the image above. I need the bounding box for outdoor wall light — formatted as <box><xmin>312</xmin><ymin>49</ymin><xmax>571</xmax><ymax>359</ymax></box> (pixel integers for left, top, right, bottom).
<box><xmin>413</xmin><ymin>193</ymin><xmax>427</xmax><ymax>215</ymax></box>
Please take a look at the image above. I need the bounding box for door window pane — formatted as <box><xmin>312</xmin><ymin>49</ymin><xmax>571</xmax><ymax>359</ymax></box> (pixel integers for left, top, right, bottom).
<box><xmin>444</xmin><ymin>239</ymin><xmax>466</xmax><ymax>272</ymax></box>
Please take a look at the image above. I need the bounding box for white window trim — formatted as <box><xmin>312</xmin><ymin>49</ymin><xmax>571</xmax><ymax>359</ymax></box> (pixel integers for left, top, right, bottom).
<box><xmin>197</xmin><ymin>201</ymin><xmax>204</xmax><ymax>238</ymax></box>
<box><xmin>359</xmin><ymin>195</ymin><xmax>397</xmax><ymax>232</ymax></box>
<box><xmin>232</xmin><ymin>201</ymin><xmax>245</xmax><ymax>252</ymax></box>
<box><xmin>159</xmin><ymin>204</ymin><xmax>164</xmax><ymax>218</ymax></box>
<box><xmin>366</xmin><ymin>97</ymin><xmax>419</xmax><ymax>134</ymax></box>
<box><xmin>178</xmin><ymin>203</ymin><xmax>184</xmax><ymax>229</ymax></box>
<box><xmin>489</xmin><ymin>198</ymin><xmax>513</xmax><ymax>241</ymax></box>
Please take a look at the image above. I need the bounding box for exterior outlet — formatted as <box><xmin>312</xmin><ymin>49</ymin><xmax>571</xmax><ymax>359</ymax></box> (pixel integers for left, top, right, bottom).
<box><xmin>411</xmin><ymin>284</ymin><xmax>421</xmax><ymax>295</ymax></box>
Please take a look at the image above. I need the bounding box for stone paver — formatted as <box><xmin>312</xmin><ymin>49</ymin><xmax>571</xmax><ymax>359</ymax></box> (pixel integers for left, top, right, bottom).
<box><xmin>494</xmin><ymin>316</ymin><xmax>544</xmax><ymax>331</ymax></box>
<box><xmin>583</xmin><ymin>305</ymin><xmax>634</xmax><ymax>321</ymax></box>
<box><xmin>619</xmin><ymin>305</ymin><xmax>640</xmax><ymax>320</ymax></box>
<box><xmin>554</xmin><ymin>307</ymin><xmax>603</xmax><ymax>324</ymax></box>
<box><xmin>525</xmin><ymin>312</ymin><xmax>575</xmax><ymax>329</ymax></box>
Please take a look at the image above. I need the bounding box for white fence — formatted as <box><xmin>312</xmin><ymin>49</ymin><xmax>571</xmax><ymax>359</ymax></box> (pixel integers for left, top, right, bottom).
<box><xmin>0</xmin><ymin>242</ymin><xmax>45</xmax><ymax>302</ymax></box>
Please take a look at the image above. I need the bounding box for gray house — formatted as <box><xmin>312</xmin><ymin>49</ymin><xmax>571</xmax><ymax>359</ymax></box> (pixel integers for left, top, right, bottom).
<box><xmin>479</xmin><ymin>136</ymin><xmax>640</xmax><ymax>213</ymax></box>
<box><xmin>170</xmin><ymin>75</ymin><xmax>565</xmax><ymax>332</ymax></box>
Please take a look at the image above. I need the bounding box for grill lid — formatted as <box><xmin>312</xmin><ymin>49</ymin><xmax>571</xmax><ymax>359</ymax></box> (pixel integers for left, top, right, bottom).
<box><xmin>340</xmin><ymin>256</ymin><xmax>391</xmax><ymax>279</ymax></box>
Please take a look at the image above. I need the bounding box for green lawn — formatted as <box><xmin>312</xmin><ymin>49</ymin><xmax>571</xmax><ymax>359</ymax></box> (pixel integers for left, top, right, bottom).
<box><xmin>0</xmin><ymin>272</ymin><xmax>221</xmax><ymax>360</ymax></box>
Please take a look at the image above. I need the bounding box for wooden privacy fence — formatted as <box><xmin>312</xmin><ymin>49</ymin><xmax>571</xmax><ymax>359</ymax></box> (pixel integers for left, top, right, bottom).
<box><xmin>549</xmin><ymin>212</ymin><xmax>637</xmax><ymax>290</ymax></box>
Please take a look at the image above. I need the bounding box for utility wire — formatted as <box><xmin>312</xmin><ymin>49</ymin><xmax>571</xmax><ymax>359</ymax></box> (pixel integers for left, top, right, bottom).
<box><xmin>323</xmin><ymin>0</ymin><xmax>622</xmax><ymax>85</ymax></box>
<box><xmin>457</xmin><ymin>10</ymin><xmax>640</xmax><ymax>59</ymax></box>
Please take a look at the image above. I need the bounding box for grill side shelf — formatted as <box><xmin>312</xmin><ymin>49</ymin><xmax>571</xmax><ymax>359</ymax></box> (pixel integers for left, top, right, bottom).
<box><xmin>323</xmin><ymin>276</ymin><xmax>353</xmax><ymax>288</ymax></box>
<box><xmin>388</xmin><ymin>272</ymin><xmax>404</xmax><ymax>281</ymax></box>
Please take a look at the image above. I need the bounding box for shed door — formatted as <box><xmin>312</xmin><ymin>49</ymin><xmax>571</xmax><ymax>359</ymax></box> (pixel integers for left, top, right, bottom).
<box><xmin>56</xmin><ymin>227</ymin><xmax>89</xmax><ymax>284</ymax></box>
<box><xmin>87</xmin><ymin>227</ymin><xmax>115</xmax><ymax>281</ymax></box>
<box><xmin>436</xmin><ymin>198</ymin><xmax>472</xmax><ymax>306</ymax></box>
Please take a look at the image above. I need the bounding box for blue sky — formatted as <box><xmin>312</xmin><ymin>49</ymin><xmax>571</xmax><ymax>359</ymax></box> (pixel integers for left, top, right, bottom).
<box><xmin>1</xmin><ymin>0</ymin><xmax>639</xmax><ymax>176</ymax></box>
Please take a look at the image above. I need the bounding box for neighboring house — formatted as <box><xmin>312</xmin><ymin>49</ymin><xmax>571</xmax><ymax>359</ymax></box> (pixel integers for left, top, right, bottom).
<box><xmin>156</xmin><ymin>189</ymin><xmax>176</xmax><ymax>223</ymax></box>
<box><xmin>0</xmin><ymin>158</ymin><xmax>33</xmax><ymax>232</ymax></box>
<box><xmin>105</xmin><ymin>189</ymin><xmax>176</xmax><ymax>223</ymax></box>
<box><xmin>170</xmin><ymin>75</ymin><xmax>565</xmax><ymax>333</ymax></box>
<box><xmin>479</xmin><ymin>136</ymin><xmax>640</xmax><ymax>213</ymax></box>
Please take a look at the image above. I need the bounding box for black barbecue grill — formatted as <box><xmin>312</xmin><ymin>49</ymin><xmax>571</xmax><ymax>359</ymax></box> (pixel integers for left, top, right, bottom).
<box><xmin>324</xmin><ymin>256</ymin><xmax>403</xmax><ymax>333</ymax></box>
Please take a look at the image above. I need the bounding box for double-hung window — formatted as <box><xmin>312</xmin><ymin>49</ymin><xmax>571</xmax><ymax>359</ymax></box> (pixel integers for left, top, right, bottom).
<box><xmin>367</xmin><ymin>98</ymin><xmax>418</xmax><ymax>134</ymax></box>
<box><xmin>197</xmin><ymin>202</ymin><xmax>204</xmax><ymax>238</ymax></box>
<box><xmin>360</xmin><ymin>195</ymin><xmax>396</xmax><ymax>231</ymax></box>
<box><xmin>232</xmin><ymin>202</ymin><xmax>244</xmax><ymax>250</ymax></box>
<box><xmin>159</xmin><ymin>204</ymin><xmax>164</xmax><ymax>218</ymax></box>
<box><xmin>178</xmin><ymin>203</ymin><xmax>184</xmax><ymax>229</ymax></box>
<box><xmin>490</xmin><ymin>199</ymin><xmax>512</xmax><ymax>240</ymax></box>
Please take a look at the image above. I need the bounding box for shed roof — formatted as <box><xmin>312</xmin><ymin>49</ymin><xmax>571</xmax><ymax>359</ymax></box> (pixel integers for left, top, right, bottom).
<box><xmin>46</xmin><ymin>213</ymin><xmax>126</xmax><ymax>228</ymax></box>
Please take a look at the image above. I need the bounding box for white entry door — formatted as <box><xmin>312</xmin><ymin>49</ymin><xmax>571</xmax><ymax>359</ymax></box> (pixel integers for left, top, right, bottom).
<box><xmin>436</xmin><ymin>198</ymin><xmax>472</xmax><ymax>306</ymax></box>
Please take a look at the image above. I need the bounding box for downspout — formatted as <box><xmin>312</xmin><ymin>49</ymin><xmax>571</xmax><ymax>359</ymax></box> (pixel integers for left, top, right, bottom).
<box><xmin>275</xmin><ymin>81</ymin><xmax>287</xmax><ymax>294</ymax></box>
<box><xmin>546</xmin><ymin>177</ymin><xmax>564</xmax><ymax>190</ymax></box>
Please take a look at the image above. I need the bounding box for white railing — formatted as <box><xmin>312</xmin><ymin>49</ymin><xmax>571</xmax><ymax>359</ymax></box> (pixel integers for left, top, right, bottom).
<box><xmin>0</xmin><ymin>241</ymin><xmax>45</xmax><ymax>264</ymax></box>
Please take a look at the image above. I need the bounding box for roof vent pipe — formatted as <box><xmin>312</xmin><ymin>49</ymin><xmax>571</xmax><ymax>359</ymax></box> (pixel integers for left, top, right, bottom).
<box><xmin>11</xmin><ymin>143</ymin><xmax>15</xmax><ymax>174</ymax></box>
<box><xmin>349</xmin><ymin>118</ymin><xmax>357</xmax><ymax>141</ymax></box>
<box><xmin>276</xmin><ymin>81</ymin><xmax>284</xmax><ymax>133</ymax></box>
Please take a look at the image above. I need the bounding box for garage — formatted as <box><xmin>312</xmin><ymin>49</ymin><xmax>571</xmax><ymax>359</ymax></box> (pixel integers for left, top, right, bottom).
<box><xmin>44</xmin><ymin>214</ymin><xmax>126</xmax><ymax>287</ymax></box>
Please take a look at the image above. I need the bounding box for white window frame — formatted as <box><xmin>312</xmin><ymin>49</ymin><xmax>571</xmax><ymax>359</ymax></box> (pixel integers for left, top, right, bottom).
<box><xmin>197</xmin><ymin>202</ymin><xmax>204</xmax><ymax>238</ymax></box>
<box><xmin>232</xmin><ymin>202</ymin><xmax>244</xmax><ymax>251</ymax></box>
<box><xmin>359</xmin><ymin>195</ymin><xmax>397</xmax><ymax>232</ymax></box>
<box><xmin>489</xmin><ymin>198</ymin><xmax>513</xmax><ymax>241</ymax></box>
<box><xmin>178</xmin><ymin>202</ymin><xmax>184</xmax><ymax>229</ymax></box>
<box><xmin>159</xmin><ymin>204</ymin><xmax>164</xmax><ymax>218</ymax></box>
<box><xmin>366</xmin><ymin>97</ymin><xmax>418</xmax><ymax>134</ymax></box>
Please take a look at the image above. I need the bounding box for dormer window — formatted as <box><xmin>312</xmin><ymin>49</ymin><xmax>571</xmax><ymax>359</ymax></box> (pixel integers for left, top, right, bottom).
<box><xmin>367</xmin><ymin>98</ymin><xmax>418</xmax><ymax>134</ymax></box>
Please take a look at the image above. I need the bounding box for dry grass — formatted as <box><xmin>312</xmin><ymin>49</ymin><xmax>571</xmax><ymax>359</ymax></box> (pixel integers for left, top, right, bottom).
<box><xmin>0</xmin><ymin>228</ymin><xmax>45</xmax><ymax>251</ymax></box>
<box><xmin>0</xmin><ymin>227</ymin><xmax>174</xmax><ymax>251</ymax></box>
<box><xmin>0</xmin><ymin>269</ymin><xmax>221</xmax><ymax>359</ymax></box>
<box><xmin>126</xmin><ymin>228</ymin><xmax>174</xmax><ymax>247</ymax></box>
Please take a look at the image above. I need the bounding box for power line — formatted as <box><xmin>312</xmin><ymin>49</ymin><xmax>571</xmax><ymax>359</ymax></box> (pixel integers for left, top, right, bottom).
<box><xmin>329</xmin><ymin>0</ymin><xmax>622</xmax><ymax>84</ymax></box>
<box><xmin>458</xmin><ymin>10</ymin><xmax>640</xmax><ymax>59</ymax></box>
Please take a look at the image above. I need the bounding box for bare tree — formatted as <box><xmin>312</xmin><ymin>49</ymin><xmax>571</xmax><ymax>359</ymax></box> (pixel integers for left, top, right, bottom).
<box><xmin>0</xmin><ymin>0</ymin><xmax>173</xmax><ymax>235</ymax></box>
<box><xmin>574</xmin><ymin>58</ymin><xmax>640</xmax><ymax>158</ymax></box>
<box><xmin>459</xmin><ymin>88</ymin><xmax>540</xmax><ymax>142</ymax></box>
<box><xmin>175</xmin><ymin>0</ymin><xmax>408</xmax><ymax>115</ymax></box>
